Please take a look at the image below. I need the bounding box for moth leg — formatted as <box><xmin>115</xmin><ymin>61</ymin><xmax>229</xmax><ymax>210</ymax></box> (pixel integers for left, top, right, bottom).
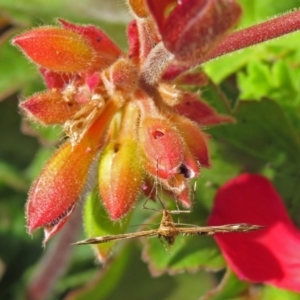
<box><xmin>157</xmin><ymin>235</ymin><xmax>170</xmax><ymax>255</ymax></box>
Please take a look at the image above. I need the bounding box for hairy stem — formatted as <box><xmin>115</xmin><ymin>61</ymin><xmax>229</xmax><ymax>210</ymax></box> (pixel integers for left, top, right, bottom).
<box><xmin>204</xmin><ymin>10</ymin><xmax>300</xmax><ymax>62</ymax></box>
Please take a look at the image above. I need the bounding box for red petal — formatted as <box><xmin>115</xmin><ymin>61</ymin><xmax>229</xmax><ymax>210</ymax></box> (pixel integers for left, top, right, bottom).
<box><xmin>208</xmin><ymin>174</ymin><xmax>300</xmax><ymax>292</ymax></box>
<box><xmin>59</xmin><ymin>19</ymin><xmax>121</xmax><ymax>70</ymax></box>
<box><xmin>13</xmin><ymin>27</ymin><xmax>96</xmax><ymax>72</ymax></box>
<box><xmin>20</xmin><ymin>91</ymin><xmax>81</xmax><ymax>125</ymax></box>
<box><xmin>174</xmin><ymin>93</ymin><xmax>234</xmax><ymax>126</ymax></box>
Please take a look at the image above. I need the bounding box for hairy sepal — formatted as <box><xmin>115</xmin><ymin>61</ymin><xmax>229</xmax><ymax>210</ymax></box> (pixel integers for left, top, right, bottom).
<box><xmin>147</xmin><ymin>0</ymin><xmax>242</xmax><ymax>64</ymax></box>
<box><xmin>172</xmin><ymin>114</ymin><xmax>210</xmax><ymax>168</ymax></box>
<box><xmin>99</xmin><ymin>139</ymin><xmax>144</xmax><ymax>220</ymax></box>
<box><xmin>13</xmin><ymin>26</ymin><xmax>96</xmax><ymax>72</ymax></box>
<box><xmin>174</xmin><ymin>92</ymin><xmax>234</xmax><ymax>126</ymax></box>
<box><xmin>139</xmin><ymin>116</ymin><xmax>184</xmax><ymax>179</ymax></box>
<box><xmin>26</xmin><ymin>141</ymin><xmax>97</xmax><ymax>240</ymax></box>
<box><xmin>20</xmin><ymin>90</ymin><xmax>81</xmax><ymax>125</ymax></box>
<box><xmin>26</xmin><ymin>101</ymin><xmax>119</xmax><ymax>240</ymax></box>
<box><xmin>59</xmin><ymin>19</ymin><xmax>122</xmax><ymax>70</ymax></box>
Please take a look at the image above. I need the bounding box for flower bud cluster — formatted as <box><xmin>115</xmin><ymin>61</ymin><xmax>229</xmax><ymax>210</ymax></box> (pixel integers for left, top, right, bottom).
<box><xmin>12</xmin><ymin>0</ymin><xmax>241</xmax><ymax>241</ymax></box>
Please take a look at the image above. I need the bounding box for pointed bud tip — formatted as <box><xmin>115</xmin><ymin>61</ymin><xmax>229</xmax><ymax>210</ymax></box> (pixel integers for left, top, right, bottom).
<box><xmin>13</xmin><ymin>27</ymin><xmax>96</xmax><ymax>72</ymax></box>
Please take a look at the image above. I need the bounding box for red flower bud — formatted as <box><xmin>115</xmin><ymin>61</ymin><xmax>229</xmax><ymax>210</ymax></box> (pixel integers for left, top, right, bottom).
<box><xmin>99</xmin><ymin>139</ymin><xmax>144</xmax><ymax>220</ymax></box>
<box><xmin>59</xmin><ymin>19</ymin><xmax>121</xmax><ymax>70</ymax></box>
<box><xmin>20</xmin><ymin>90</ymin><xmax>81</xmax><ymax>125</ymax></box>
<box><xmin>99</xmin><ymin>102</ymin><xmax>144</xmax><ymax>219</ymax></box>
<box><xmin>26</xmin><ymin>101</ymin><xmax>119</xmax><ymax>241</ymax></box>
<box><xmin>13</xmin><ymin>27</ymin><xmax>96</xmax><ymax>72</ymax></box>
<box><xmin>147</xmin><ymin>0</ymin><xmax>242</xmax><ymax>63</ymax></box>
<box><xmin>139</xmin><ymin>116</ymin><xmax>184</xmax><ymax>179</ymax></box>
<box><xmin>172</xmin><ymin>114</ymin><xmax>210</xmax><ymax>168</ymax></box>
<box><xmin>27</xmin><ymin>141</ymin><xmax>97</xmax><ymax>242</ymax></box>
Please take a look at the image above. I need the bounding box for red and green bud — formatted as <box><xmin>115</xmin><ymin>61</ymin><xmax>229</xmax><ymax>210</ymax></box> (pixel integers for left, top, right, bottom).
<box><xmin>172</xmin><ymin>114</ymin><xmax>210</xmax><ymax>168</ymax></box>
<box><xmin>13</xmin><ymin>0</ymin><xmax>247</xmax><ymax>245</ymax></box>
<box><xmin>20</xmin><ymin>90</ymin><xmax>81</xmax><ymax>125</ymax></box>
<box><xmin>147</xmin><ymin>0</ymin><xmax>242</xmax><ymax>63</ymax></box>
<box><xmin>99</xmin><ymin>102</ymin><xmax>144</xmax><ymax>220</ymax></box>
<box><xmin>26</xmin><ymin>101</ymin><xmax>119</xmax><ymax>241</ymax></box>
<box><xmin>98</xmin><ymin>138</ymin><xmax>144</xmax><ymax>220</ymax></box>
<box><xmin>59</xmin><ymin>19</ymin><xmax>122</xmax><ymax>70</ymax></box>
<box><xmin>139</xmin><ymin>116</ymin><xmax>184</xmax><ymax>179</ymax></box>
<box><xmin>13</xmin><ymin>27</ymin><xmax>97</xmax><ymax>73</ymax></box>
<box><xmin>27</xmin><ymin>140</ymin><xmax>97</xmax><ymax>242</ymax></box>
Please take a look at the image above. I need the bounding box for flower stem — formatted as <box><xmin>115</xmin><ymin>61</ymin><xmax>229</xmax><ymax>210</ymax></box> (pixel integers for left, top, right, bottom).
<box><xmin>204</xmin><ymin>10</ymin><xmax>300</xmax><ymax>62</ymax></box>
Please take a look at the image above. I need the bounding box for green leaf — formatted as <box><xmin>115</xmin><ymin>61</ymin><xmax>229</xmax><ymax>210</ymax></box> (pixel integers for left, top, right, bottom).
<box><xmin>272</xmin><ymin>164</ymin><xmax>300</xmax><ymax>226</ymax></box>
<box><xmin>209</xmin><ymin>99</ymin><xmax>300</xmax><ymax>168</ymax></box>
<box><xmin>237</xmin><ymin>60</ymin><xmax>300</xmax><ymax>103</ymax></box>
<box><xmin>141</xmin><ymin>212</ymin><xmax>225</xmax><ymax>276</ymax></box>
<box><xmin>195</xmin><ymin>141</ymin><xmax>241</xmax><ymax>211</ymax></box>
<box><xmin>83</xmin><ymin>189</ymin><xmax>131</xmax><ymax>262</ymax></box>
<box><xmin>26</xmin><ymin>122</ymin><xmax>63</xmax><ymax>144</ymax></box>
<box><xmin>261</xmin><ymin>285</ymin><xmax>300</xmax><ymax>300</ymax></box>
<box><xmin>237</xmin><ymin>58</ymin><xmax>300</xmax><ymax>130</ymax></box>
<box><xmin>237</xmin><ymin>60</ymin><xmax>273</xmax><ymax>100</ymax></box>
<box><xmin>0</xmin><ymin>161</ymin><xmax>28</xmax><ymax>190</ymax></box>
<box><xmin>201</xmin><ymin>80</ymin><xmax>235</xmax><ymax>113</ymax></box>
<box><xmin>66</xmin><ymin>243</ymin><xmax>131</xmax><ymax>300</ymax></box>
<box><xmin>204</xmin><ymin>48</ymin><xmax>257</xmax><ymax>84</ymax></box>
<box><xmin>24</xmin><ymin>147</ymin><xmax>54</xmax><ymax>181</ymax></box>
<box><xmin>237</xmin><ymin>0</ymin><xmax>300</xmax><ymax>27</ymax></box>
<box><xmin>200</xmin><ymin>269</ymin><xmax>249</xmax><ymax>300</ymax></box>
<box><xmin>208</xmin><ymin>99</ymin><xmax>300</xmax><ymax>224</ymax></box>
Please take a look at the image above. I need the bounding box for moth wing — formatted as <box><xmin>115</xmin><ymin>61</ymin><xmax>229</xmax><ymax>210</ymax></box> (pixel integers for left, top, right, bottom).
<box><xmin>73</xmin><ymin>229</ymin><xmax>158</xmax><ymax>245</ymax></box>
<box><xmin>176</xmin><ymin>224</ymin><xmax>262</xmax><ymax>236</ymax></box>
